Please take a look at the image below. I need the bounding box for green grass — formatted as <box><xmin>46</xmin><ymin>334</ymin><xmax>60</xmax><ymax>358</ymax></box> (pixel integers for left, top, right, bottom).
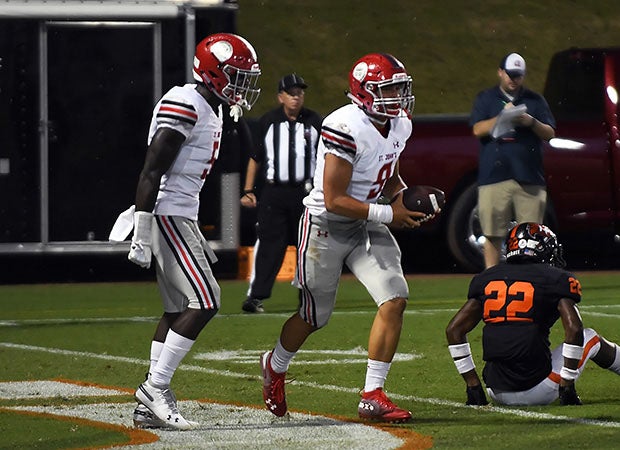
<box><xmin>1</xmin><ymin>273</ymin><xmax>619</xmax><ymax>448</ymax></box>
<box><xmin>236</xmin><ymin>1</ymin><xmax>620</xmax><ymax>117</ymax></box>
<box><xmin>0</xmin><ymin>411</ymin><xmax>129</xmax><ymax>450</ymax></box>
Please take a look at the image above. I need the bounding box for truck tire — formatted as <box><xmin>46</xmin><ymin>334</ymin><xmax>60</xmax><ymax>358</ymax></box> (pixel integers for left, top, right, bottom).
<box><xmin>446</xmin><ymin>183</ymin><xmax>554</xmax><ymax>272</ymax></box>
<box><xmin>446</xmin><ymin>183</ymin><xmax>485</xmax><ymax>272</ymax></box>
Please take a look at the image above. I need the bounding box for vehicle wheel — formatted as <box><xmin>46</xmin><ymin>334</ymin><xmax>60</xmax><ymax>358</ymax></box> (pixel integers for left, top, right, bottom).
<box><xmin>447</xmin><ymin>183</ymin><xmax>556</xmax><ymax>272</ymax></box>
<box><xmin>446</xmin><ymin>184</ymin><xmax>485</xmax><ymax>272</ymax></box>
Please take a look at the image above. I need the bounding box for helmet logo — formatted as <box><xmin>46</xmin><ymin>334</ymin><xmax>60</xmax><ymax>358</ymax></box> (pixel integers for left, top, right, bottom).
<box><xmin>211</xmin><ymin>40</ymin><xmax>234</xmax><ymax>63</ymax></box>
<box><xmin>352</xmin><ymin>62</ymin><xmax>369</xmax><ymax>82</ymax></box>
<box><xmin>335</xmin><ymin>122</ymin><xmax>351</xmax><ymax>134</ymax></box>
<box><xmin>517</xmin><ymin>238</ymin><xmax>538</xmax><ymax>250</ymax></box>
<box><xmin>505</xmin><ymin>222</ymin><xmax>565</xmax><ymax>268</ymax></box>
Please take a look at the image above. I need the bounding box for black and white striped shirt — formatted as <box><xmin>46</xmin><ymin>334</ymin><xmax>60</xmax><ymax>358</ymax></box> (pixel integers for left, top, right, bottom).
<box><xmin>253</xmin><ymin>107</ymin><xmax>322</xmax><ymax>186</ymax></box>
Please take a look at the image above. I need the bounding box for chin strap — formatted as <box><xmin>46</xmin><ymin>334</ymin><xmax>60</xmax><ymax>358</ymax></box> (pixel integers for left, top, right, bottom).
<box><xmin>367</xmin><ymin>114</ymin><xmax>388</xmax><ymax>127</ymax></box>
<box><xmin>347</xmin><ymin>93</ymin><xmax>390</xmax><ymax>127</ymax></box>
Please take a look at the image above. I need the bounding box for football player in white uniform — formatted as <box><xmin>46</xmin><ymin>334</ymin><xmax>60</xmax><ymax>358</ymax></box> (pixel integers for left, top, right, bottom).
<box><xmin>261</xmin><ymin>53</ymin><xmax>424</xmax><ymax>422</ymax></box>
<box><xmin>129</xmin><ymin>33</ymin><xmax>260</xmax><ymax>430</ymax></box>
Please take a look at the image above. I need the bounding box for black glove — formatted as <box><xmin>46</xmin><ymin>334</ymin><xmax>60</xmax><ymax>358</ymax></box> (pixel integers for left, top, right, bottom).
<box><xmin>559</xmin><ymin>384</ymin><xmax>582</xmax><ymax>406</ymax></box>
<box><xmin>466</xmin><ymin>384</ymin><xmax>489</xmax><ymax>406</ymax></box>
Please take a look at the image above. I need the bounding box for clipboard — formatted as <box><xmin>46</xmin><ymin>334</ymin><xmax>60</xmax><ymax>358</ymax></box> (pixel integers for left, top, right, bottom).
<box><xmin>491</xmin><ymin>104</ymin><xmax>527</xmax><ymax>139</ymax></box>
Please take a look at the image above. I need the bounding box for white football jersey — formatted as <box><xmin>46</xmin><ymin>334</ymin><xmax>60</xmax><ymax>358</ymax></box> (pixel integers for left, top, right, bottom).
<box><xmin>148</xmin><ymin>84</ymin><xmax>223</xmax><ymax>220</ymax></box>
<box><xmin>303</xmin><ymin>104</ymin><xmax>412</xmax><ymax>220</ymax></box>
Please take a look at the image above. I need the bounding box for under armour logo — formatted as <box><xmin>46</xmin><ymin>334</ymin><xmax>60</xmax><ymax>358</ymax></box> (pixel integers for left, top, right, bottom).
<box><xmin>317</xmin><ymin>230</ymin><xmax>329</xmax><ymax>238</ymax></box>
<box><xmin>393</xmin><ymin>141</ymin><xmax>400</xmax><ymax>149</ymax></box>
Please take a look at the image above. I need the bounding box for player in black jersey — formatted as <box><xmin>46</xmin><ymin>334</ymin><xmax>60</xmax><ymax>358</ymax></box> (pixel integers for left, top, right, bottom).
<box><xmin>446</xmin><ymin>222</ymin><xmax>620</xmax><ymax>406</ymax></box>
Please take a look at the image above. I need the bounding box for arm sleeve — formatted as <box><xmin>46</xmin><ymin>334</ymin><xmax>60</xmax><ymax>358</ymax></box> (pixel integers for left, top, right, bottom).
<box><xmin>469</xmin><ymin>91</ymin><xmax>487</xmax><ymax>127</ymax></box>
<box><xmin>153</xmin><ymin>95</ymin><xmax>197</xmax><ymax>139</ymax></box>
<box><xmin>466</xmin><ymin>273</ymin><xmax>484</xmax><ymax>303</ymax></box>
<box><xmin>552</xmin><ymin>271</ymin><xmax>582</xmax><ymax>304</ymax></box>
<box><xmin>320</xmin><ymin>122</ymin><xmax>357</xmax><ymax>165</ymax></box>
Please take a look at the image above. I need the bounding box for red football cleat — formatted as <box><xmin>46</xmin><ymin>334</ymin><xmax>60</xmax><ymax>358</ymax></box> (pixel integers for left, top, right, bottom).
<box><xmin>261</xmin><ymin>351</ymin><xmax>287</xmax><ymax>417</ymax></box>
<box><xmin>358</xmin><ymin>388</ymin><xmax>412</xmax><ymax>423</ymax></box>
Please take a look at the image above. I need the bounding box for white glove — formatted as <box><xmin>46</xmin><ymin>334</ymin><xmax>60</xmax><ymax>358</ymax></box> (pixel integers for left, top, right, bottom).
<box><xmin>128</xmin><ymin>211</ymin><xmax>153</xmax><ymax>268</ymax></box>
<box><xmin>229</xmin><ymin>104</ymin><xmax>243</xmax><ymax>123</ymax></box>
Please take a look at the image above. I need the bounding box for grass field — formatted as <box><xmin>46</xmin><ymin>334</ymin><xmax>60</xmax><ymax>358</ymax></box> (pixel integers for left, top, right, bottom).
<box><xmin>237</xmin><ymin>1</ymin><xmax>620</xmax><ymax>117</ymax></box>
<box><xmin>1</xmin><ymin>273</ymin><xmax>619</xmax><ymax>449</ymax></box>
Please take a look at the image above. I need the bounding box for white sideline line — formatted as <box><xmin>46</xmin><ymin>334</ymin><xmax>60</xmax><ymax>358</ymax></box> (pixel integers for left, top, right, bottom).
<box><xmin>0</xmin><ymin>304</ymin><xmax>618</xmax><ymax>327</ymax></box>
<box><xmin>1</xmin><ymin>342</ymin><xmax>619</xmax><ymax>429</ymax></box>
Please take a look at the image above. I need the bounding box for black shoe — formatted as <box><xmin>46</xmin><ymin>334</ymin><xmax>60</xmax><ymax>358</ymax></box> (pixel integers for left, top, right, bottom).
<box><xmin>242</xmin><ymin>297</ymin><xmax>264</xmax><ymax>313</ymax></box>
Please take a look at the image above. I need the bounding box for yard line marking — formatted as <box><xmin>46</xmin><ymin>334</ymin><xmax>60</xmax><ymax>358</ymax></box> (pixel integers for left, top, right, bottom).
<box><xmin>580</xmin><ymin>304</ymin><xmax>620</xmax><ymax>309</ymax></box>
<box><xmin>0</xmin><ymin>380</ymin><xmax>126</xmax><ymax>399</ymax></box>
<box><xmin>2</xmin><ymin>304</ymin><xmax>619</xmax><ymax>327</ymax></box>
<box><xmin>193</xmin><ymin>348</ymin><xmax>422</xmax><ymax>365</ymax></box>
<box><xmin>6</xmin><ymin>401</ymin><xmax>411</xmax><ymax>450</ymax></box>
<box><xmin>0</xmin><ymin>317</ymin><xmax>158</xmax><ymax>327</ymax></box>
<box><xmin>1</xmin><ymin>341</ymin><xmax>619</xmax><ymax>429</ymax></box>
<box><xmin>581</xmin><ymin>311</ymin><xmax>620</xmax><ymax>319</ymax></box>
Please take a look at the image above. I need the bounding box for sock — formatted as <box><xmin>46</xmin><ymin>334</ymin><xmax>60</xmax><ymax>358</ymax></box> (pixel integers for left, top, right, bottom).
<box><xmin>364</xmin><ymin>359</ymin><xmax>391</xmax><ymax>393</ymax></box>
<box><xmin>149</xmin><ymin>340</ymin><xmax>164</xmax><ymax>375</ymax></box>
<box><xmin>270</xmin><ymin>339</ymin><xmax>296</xmax><ymax>373</ymax></box>
<box><xmin>149</xmin><ymin>330</ymin><xmax>195</xmax><ymax>388</ymax></box>
<box><xmin>608</xmin><ymin>343</ymin><xmax>620</xmax><ymax>375</ymax></box>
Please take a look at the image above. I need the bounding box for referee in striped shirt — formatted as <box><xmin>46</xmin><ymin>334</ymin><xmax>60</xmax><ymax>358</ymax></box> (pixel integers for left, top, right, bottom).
<box><xmin>240</xmin><ymin>74</ymin><xmax>322</xmax><ymax>313</ymax></box>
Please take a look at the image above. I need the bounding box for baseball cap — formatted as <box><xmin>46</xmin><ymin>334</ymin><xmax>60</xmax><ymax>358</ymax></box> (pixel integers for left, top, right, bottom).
<box><xmin>278</xmin><ymin>73</ymin><xmax>308</xmax><ymax>93</ymax></box>
<box><xmin>500</xmin><ymin>53</ymin><xmax>526</xmax><ymax>78</ymax></box>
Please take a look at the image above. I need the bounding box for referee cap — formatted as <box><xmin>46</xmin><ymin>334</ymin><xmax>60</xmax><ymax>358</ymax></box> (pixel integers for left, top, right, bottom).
<box><xmin>278</xmin><ymin>73</ymin><xmax>308</xmax><ymax>93</ymax></box>
<box><xmin>500</xmin><ymin>53</ymin><xmax>526</xmax><ymax>78</ymax></box>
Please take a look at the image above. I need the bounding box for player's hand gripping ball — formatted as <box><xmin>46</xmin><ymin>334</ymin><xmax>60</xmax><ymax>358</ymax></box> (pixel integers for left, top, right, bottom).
<box><xmin>401</xmin><ymin>185</ymin><xmax>445</xmax><ymax>222</ymax></box>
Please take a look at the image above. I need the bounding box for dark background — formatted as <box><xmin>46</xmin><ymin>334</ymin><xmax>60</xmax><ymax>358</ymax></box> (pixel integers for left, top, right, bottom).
<box><xmin>1</xmin><ymin>2</ymin><xmax>620</xmax><ymax>284</ymax></box>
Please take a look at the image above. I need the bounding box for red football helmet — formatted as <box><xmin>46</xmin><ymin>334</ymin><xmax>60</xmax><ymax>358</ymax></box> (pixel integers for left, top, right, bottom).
<box><xmin>193</xmin><ymin>33</ymin><xmax>261</xmax><ymax>110</ymax></box>
<box><xmin>347</xmin><ymin>53</ymin><xmax>415</xmax><ymax>119</ymax></box>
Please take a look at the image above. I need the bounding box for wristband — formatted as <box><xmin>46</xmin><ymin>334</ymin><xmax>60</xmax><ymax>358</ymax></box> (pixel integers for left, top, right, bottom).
<box><xmin>367</xmin><ymin>203</ymin><xmax>393</xmax><ymax>223</ymax></box>
<box><xmin>243</xmin><ymin>189</ymin><xmax>254</xmax><ymax>194</ymax></box>
<box><xmin>562</xmin><ymin>343</ymin><xmax>583</xmax><ymax>360</ymax></box>
<box><xmin>454</xmin><ymin>355</ymin><xmax>476</xmax><ymax>374</ymax></box>
<box><xmin>133</xmin><ymin>211</ymin><xmax>153</xmax><ymax>245</ymax></box>
<box><xmin>449</xmin><ymin>343</ymin><xmax>472</xmax><ymax>358</ymax></box>
<box><xmin>560</xmin><ymin>366</ymin><xmax>579</xmax><ymax>381</ymax></box>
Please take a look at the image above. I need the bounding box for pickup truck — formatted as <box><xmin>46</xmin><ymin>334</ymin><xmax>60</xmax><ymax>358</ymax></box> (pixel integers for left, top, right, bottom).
<box><xmin>397</xmin><ymin>47</ymin><xmax>620</xmax><ymax>272</ymax></box>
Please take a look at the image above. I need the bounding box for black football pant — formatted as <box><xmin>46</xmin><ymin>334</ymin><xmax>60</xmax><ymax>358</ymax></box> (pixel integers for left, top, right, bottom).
<box><xmin>249</xmin><ymin>184</ymin><xmax>305</xmax><ymax>300</ymax></box>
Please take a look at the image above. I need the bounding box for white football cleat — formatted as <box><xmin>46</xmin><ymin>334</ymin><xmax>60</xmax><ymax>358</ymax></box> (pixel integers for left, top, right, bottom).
<box><xmin>133</xmin><ymin>403</ymin><xmax>167</xmax><ymax>429</ymax></box>
<box><xmin>134</xmin><ymin>382</ymin><xmax>198</xmax><ymax>431</ymax></box>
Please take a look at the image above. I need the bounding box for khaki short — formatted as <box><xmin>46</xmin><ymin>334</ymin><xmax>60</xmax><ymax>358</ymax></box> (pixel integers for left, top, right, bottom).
<box><xmin>478</xmin><ymin>180</ymin><xmax>547</xmax><ymax>238</ymax></box>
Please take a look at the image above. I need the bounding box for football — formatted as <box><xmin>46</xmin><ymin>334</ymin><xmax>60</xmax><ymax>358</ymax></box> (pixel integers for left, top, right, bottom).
<box><xmin>401</xmin><ymin>185</ymin><xmax>446</xmax><ymax>219</ymax></box>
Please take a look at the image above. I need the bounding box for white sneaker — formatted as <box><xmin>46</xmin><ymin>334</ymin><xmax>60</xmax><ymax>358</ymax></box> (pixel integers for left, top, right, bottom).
<box><xmin>134</xmin><ymin>382</ymin><xmax>197</xmax><ymax>430</ymax></box>
<box><xmin>133</xmin><ymin>403</ymin><xmax>167</xmax><ymax>429</ymax></box>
